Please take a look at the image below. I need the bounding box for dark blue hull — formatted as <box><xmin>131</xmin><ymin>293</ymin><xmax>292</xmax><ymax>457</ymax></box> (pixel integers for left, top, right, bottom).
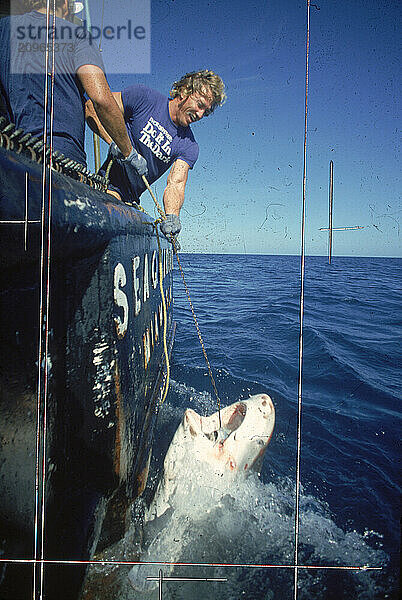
<box><xmin>0</xmin><ymin>146</ymin><xmax>175</xmax><ymax>598</ymax></box>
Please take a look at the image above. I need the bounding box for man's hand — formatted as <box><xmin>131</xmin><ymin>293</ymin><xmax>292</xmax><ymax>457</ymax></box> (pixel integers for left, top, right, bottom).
<box><xmin>160</xmin><ymin>213</ymin><xmax>181</xmax><ymax>237</ymax></box>
<box><xmin>160</xmin><ymin>214</ymin><xmax>181</xmax><ymax>251</ymax></box>
<box><xmin>109</xmin><ymin>142</ymin><xmax>123</xmax><ymax>159</ymax></box>
<box><xmin>110</xmin><ymin>143</ymin><xmax>148</xmax><ymax>177</ymax></box>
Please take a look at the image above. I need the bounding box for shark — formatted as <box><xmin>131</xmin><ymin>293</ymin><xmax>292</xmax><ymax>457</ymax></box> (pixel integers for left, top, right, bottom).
<box><xmin>128</xmin><ymin>393</ymin><xmax>275</xmax><ymax>593</ymax></box>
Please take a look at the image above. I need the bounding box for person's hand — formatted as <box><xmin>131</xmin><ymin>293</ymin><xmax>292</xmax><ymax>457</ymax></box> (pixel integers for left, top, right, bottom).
<box><xmin>160</xmin><ymin>214</ymin><xmax>181</xmax><ymax>250</ymax></box>
<box><xmin>109</xmin><ymin>142</ymin><xmax>122</xmax><ymax>160</ymax></box>
<box><xmin>109</xmin><ymin>143</ymin><xmax>148</xmax><ymax>177</ymax></box>
<box><xmin>122</xmin><ymin>147</ymin><xmax>148</xmax><ymax>177</ymax></box>
<box><xmin>160</xmin><ymin>214</ymin><xmax>181</xmax><ymax>237</ymax></box>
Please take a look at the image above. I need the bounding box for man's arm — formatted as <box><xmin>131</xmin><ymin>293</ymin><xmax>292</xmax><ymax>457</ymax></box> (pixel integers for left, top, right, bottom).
<box><xmin>77</xmin><ymin>65</ymin><xmax>131</xmax><ymax>157</ymax></box>
<box><xmin>163</xmin><ymin>159</ymin><xmax>190</xmax><ymax>216</ymax></box>
<box><xmin>85</xmin><ymin>91</ymin><xmax>123</xmax><ymax>144</ymax></box>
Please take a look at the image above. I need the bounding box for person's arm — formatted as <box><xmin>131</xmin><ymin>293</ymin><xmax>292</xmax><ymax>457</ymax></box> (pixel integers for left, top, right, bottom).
<box><xmin>163</xmin><ymin>159</ymin><xmax>190</xmax><ymax>216</ymax></box>
<box><xmin>77</xmin><ymin>65</ymin><xmax>131</xmax><ymax>157</ymax></box>
<box><xmin>85</xmin><ymin>98</ymin><xmax>112</xmax><ymax>144</ymax></box>
<box><xmin>85</xmin><ymin>91</ymin><xmax>123</xmax><ymax>144</ymax></box>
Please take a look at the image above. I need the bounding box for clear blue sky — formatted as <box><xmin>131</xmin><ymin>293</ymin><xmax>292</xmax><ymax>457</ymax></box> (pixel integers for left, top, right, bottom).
<box><xmin>85</xmin><ymin>0</ymin><xmax>401</xmax><ymax>257</ymax></box>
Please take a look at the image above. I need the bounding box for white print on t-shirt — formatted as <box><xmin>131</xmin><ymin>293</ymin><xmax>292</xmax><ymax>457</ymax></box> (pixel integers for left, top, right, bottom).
<box><xmin>139</xmin><ymin>116</ymin><xmax>172</xmax><ymax>164</ymax></box>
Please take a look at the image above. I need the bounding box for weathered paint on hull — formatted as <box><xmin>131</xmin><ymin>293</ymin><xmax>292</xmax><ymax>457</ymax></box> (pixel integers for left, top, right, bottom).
<box><xmin>0</xmin><ymin>147</ymin><xmax>175</xmax><ymax>598</ymax></box>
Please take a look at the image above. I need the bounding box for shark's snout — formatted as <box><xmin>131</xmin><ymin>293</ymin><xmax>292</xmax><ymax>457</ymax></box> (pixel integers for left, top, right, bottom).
<box><xmin>258</xmin><ymin>393</ymin><xmax>275</xmax><ymax>419</ymax></box>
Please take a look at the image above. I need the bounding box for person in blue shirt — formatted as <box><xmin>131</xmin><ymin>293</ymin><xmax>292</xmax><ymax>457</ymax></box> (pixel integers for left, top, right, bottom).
<box><xmin>0</xmin><ymin>0</ymin><xmax>143</xmax><ymax>179</ymax></box>
<box><xmin>85</xmin><ymin>70</ymin><xmax>226</xmax><ymax>241</ymax></box>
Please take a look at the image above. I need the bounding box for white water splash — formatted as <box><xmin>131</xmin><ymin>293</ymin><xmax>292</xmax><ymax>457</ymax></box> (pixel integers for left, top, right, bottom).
<box><xmin>84</xmin><ymin>471</ymin><xmax>389</xmax><ymax>599</ymax></box>
<box><xmin>84</xmin><ymin>458</ymin><xmax>389</xmax><ymax>599</ymax></box>
<box><xmin>82</xmin><ymin>382</ymin><xmax>391</xmax><ymax>599</ymax></box>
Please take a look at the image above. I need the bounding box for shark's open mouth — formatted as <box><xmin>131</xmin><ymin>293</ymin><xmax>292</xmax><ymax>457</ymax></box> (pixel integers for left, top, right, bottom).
<box><xmin>226</xmin><ymin>402</ymin><xmax>247</xmax><ymax>430</ymax></box>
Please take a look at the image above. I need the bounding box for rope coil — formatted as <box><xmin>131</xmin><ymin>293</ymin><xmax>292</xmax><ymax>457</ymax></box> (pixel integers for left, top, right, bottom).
<box><xmin>0</xmin><ymin>117</ymin><xmax>108</xmax><ymax>191</ymax></box>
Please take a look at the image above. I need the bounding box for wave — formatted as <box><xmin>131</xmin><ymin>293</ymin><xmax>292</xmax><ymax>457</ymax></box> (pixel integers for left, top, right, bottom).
<box><xmin>83</xmin><ymin>463</ymin><xmax>391</xmax><ymax>600</ymax></box>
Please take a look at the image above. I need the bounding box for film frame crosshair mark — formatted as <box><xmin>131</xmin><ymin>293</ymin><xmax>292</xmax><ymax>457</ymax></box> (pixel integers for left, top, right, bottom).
<box><xmin>0</xmin><ymin>172</ymin><xmax>41</xmax><ymax>250</ymax></box>
<box><xmin>319</xmin><ymin>160</ymin><xmax>365</xmax><ymax>264</ymax></box>
<box><xmin>0</xmin><ymin>559</ymin><xmax>383</xmax><ymax>588</ymax></box>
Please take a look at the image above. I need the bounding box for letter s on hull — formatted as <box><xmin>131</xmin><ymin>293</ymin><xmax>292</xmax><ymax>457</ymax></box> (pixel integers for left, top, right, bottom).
<box><xmin>114</xmin><ymin>263</ymin><xmax>129</xmax><ymax>338</ymax></box>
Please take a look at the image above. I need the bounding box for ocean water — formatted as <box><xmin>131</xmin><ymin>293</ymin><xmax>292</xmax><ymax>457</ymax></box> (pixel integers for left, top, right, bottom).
<box><xmin>86</xmin><ymin>254</ymin><xmax>400</xmax><ymax>600</ymax></box>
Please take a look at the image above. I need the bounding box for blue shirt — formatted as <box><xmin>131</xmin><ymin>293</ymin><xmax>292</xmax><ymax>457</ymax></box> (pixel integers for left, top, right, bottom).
<box><xmin>103</xmin><ymin>85</ymin><xmax>199</xmax><ymax>202</ymax></box>
<box><xmin>0</xmin><ymin>12</ymin><xmax>104</xmax><ymax>165</ymax></box>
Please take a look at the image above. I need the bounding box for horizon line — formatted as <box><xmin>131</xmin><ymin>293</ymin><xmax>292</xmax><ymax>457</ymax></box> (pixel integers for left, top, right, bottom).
<box><xmin>177</xmin><ymin>252</ymin><xmax>401</xmax><ymax>259</ymax></box>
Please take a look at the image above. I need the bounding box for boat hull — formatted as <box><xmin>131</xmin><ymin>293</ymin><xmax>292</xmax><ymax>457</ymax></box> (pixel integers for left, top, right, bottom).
<box><xmin>0</xmin><ymin>147</ymin><xmax>175</xmax><ymax>598</ymax></box>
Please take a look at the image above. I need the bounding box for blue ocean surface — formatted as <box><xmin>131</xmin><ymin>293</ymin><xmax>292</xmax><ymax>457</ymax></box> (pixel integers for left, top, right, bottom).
<box><xmin>151</xmin><ymin>254</ymin><xmax>400</xmax><ymax>600</ymax></box>
<box><xmin>93</xmin><ymin>255</ymin><xmax>400</xmax><ymax>600</ymax></box>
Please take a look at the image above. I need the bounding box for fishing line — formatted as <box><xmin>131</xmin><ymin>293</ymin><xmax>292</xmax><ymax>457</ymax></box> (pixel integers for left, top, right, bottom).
<box><xmin>142</xmin><ymin>175</ymin><xmax>223</xmax><ymax>430</ymax></box>
<box><xmin>172</xmin><ymin>243</ymin><xmax>223</xmax><ymax>431</ymax></box>
<box><xmin>293</xmin><ymin>0</ymin><xmax>311</xmax><ymax>597</ymax></box>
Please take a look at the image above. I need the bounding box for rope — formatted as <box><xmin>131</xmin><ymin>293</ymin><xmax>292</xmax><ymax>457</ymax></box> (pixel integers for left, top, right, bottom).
<box><xmin>141</xmin><ymin>175</ymin><xmax>166</xmax><ymax>219</ymax></box>
<box><xmin>142</xmin><ymin>176</ymin><xmax>222</xmax><ymax>428</ymax></box>
<box><xmin>155</xmin><ymin>225</ymin><xmax>170</xmax><ymax>405</ymax></box>
<box><xmin>173</xmin><ymin>244</ymin><xmax>222</xmax><ymax>429</ymax></box>
<box><xmin>294</xmin><ymin>1</ymin><xmax>311</xmax><ymax>597</ymax></box>
<box><xmin>104</xmin><ymin>156</ymin><xmax>113</xmax><ymax>179</ymax></box>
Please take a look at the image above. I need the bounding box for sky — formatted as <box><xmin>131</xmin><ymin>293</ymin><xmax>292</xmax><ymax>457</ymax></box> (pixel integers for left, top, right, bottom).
<box><xmin>85</xmin><ymin>0</ymin><xmax>401</xmax><ymax>257</ymax></box>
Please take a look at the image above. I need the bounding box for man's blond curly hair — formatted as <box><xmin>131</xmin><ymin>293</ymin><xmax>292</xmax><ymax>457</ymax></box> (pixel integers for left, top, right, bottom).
<box><xmin>170</xmin><ymin>70</ymin><xmax>226</xmax><ymax>115</ymax></box>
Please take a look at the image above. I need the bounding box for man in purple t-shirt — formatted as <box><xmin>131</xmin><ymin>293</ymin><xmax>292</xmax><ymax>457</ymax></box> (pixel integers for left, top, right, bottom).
<box><xmin>86</xmin><ymin>70</ymin><xmax>226</xmax><ymax>241</ymax></box>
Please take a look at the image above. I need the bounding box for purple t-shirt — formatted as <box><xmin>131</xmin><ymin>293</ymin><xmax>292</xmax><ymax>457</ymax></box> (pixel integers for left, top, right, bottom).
<box><xmin>104</xmin><ymin>85</ymin><xmax>199</xmax><ymax>202</ymax></box>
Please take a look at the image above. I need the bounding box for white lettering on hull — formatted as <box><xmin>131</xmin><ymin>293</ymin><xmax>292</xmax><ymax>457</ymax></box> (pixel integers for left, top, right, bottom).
<box><xmin>151</xmin><ymin>250</ymin><xmax>158</xmax><ymax>289</ymax></box>
<box><xmin>133</xmin><ymin>255</ymin><xmax>141</xmax><ymax>316</ymax></box>
<box><xmin>142</xmin><ymin>285</ymin><xmax>172</xmax><ymax>370</ymax></box>
<box><xmin>143</xmin><ymin>253</ymin><xmax>150</xmax><ymax>303</ymax></box>
<box><xmin>113</xmin><ymin>249</ymin><xmax>173</xmax><ymax>368</ymax></box>
<box><xmin>114</xmin><ymin>262</ymin><xmax>129</xmax><ymax>338</ymax></box>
